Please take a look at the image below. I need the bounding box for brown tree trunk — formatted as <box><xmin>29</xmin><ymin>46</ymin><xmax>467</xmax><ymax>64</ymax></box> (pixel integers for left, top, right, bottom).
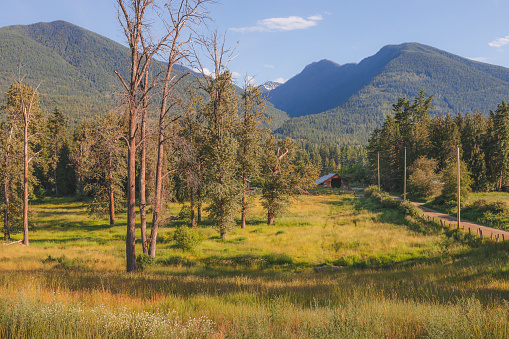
<box><xmin>3</xmin><ymin>158</ymin><xmax>10</xmax><ymax>241</ymax></box>
<box><xmin>139</xmin><ymin>71</ymin><xmax>148</xmax><ymax>255</ymax></box>
<box><xmin>126</xmin><ymin>112</ymin><xmax>137</xmax><ymax>272</ymax></box>
<box><xmin>149</xmin><ymin>133</ymin><xmax>164</xmax><ymax>257</ymax></box>
<box><xmin>108</xmin><ymin>153</ymin><xmax>115</xmax><ymax>225</ymax></box>
<box><xmin>22</xmin><ymin>122</ymin><xmax>29</xmax><ymax>245</ymax></box>
<box><xmin>267</xmin><ymin>212</ymin><xmax>274</xmax><ymax>225</ymax></box>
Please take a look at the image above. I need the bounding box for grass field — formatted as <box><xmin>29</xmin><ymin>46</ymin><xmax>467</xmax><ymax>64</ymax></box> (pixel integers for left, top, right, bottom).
<box><xmin>2</xmin><ymin>192</ymin><xmax>509</xmax><ymax>338</ymax></box>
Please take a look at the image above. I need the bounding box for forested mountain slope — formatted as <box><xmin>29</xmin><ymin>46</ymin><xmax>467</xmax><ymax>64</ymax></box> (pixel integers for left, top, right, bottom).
<box><xmin>271</xmin><ymin>43</ymin><xmax>509</xmax><ymax>144</ymax></box>
<box><xmin>0</xmin><ymin>21</ymin><xmax>288</xmax><ymax>128</ymax></box>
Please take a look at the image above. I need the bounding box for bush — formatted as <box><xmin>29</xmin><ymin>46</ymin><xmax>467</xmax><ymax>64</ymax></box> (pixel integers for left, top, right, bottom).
<box><xmin>364</xmin><ymin>185</ymin><xmax>381</xmax><ymax>198</ymax></box>
<box><xmin>136</xmin><ymin>254</ymin><xmax>155</xmax><ymax>271</ymax></box>
<box><xmin>408</xmin><ymin>156</ymin><xmax>442</xmax><ymax>199</ymax></box>
<box><xmin>398</xmin><ymin>200</ymin><xmax>421</xmax><ymax>217</ymax></box>
<box><xmin>173</xmin><ymin>225</ymin><xmax>204</xmax><ymax>251</ymax></box>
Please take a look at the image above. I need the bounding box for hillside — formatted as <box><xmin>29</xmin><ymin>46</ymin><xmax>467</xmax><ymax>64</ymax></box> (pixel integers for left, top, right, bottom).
<box><xmin>0</xmin><ymin>21</ymin><xmax>288</xmax><ymax>128</ymax></box>
<box><xmin>271</xmin><ymin>43</ymin><xmax>509</xmax><ymax>144</ymax></box>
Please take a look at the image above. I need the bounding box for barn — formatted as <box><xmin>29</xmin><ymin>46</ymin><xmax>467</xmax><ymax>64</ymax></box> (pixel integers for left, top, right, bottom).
<box><xmin>314</xmin><ymin>173</ymin><xmax>348</xmax><ymax>189</ymax></box>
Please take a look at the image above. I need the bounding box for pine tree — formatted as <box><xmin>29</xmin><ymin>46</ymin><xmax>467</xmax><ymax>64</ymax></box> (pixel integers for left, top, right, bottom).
<box><xmin>47</xmin><ymin>107</ymin><xmax>68</xmax><ymax>196</ymax></box>
<box><xmin>236</xmin><ymin>81</ymin><xmax>266</xmax><ymax>229</ymax></box>
<box><xmin>201</xmin><ymin>70</ymin><xmax>241</xmax><ymax>239</ymax></box>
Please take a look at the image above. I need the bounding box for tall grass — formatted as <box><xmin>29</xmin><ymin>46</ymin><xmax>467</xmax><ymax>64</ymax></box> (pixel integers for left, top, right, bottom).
<box><xmin>2</xmin><ymin>193</ymin><xmax>509</xmax><ymax>337</ymax></box>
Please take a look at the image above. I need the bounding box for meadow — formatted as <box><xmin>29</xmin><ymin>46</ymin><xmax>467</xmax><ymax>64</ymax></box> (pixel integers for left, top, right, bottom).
<box><xmin>1</xmin><ymin>191</ymin><xmax>509</xmax><ymax>338</ymax></box>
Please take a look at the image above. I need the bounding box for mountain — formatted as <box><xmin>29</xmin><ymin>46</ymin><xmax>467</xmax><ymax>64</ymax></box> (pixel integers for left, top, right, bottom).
<box><xmin>260</xmin><ymin>81</ymin><xmax>283</xmax><ymax>93</ymax></box>
<box><xmin>271</xmin><ymin>43</ymin><xmax>509</xmax><ymax>144</ymax></box>
<box><xmin>0</xmin><ymin>21</ymin><xmax>288</xmax><ymax>128</ymax></box>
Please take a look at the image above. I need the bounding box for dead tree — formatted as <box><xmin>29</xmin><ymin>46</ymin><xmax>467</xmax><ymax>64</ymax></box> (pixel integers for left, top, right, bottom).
<box><xmin>148</xmin><ymin>0</ymin><xmax>211</xmax><ymax>257</ymax></box>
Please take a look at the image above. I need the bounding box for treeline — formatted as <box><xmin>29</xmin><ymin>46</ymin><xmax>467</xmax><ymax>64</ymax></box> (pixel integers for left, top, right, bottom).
<box><xmin>368</xmin><ymin>90</ymin><xmax>509</xmax><ymax>193</ymax></box>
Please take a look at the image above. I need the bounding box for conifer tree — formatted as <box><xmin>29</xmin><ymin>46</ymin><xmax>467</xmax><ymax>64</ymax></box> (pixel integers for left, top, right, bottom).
<box><xmin>236</xmin><ymin>80</ymin><xmax>266</xmax><ymax>229</ymax></box>
<box><xmin>47</xmin><ymin>107</ymin><xmax>68</xmax><ymax>196</ymax></box>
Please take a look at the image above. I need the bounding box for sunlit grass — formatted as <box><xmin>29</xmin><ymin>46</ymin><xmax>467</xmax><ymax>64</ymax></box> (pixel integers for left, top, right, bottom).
<box><xmin>2</xmin><ymin>193</ymin><xmax>509</xmax><ymax>337</ymax></box>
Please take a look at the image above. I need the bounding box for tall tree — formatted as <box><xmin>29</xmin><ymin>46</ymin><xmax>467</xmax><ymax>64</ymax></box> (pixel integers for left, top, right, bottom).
<box><xmin>148</xmin><ymin>0</ymin><xmax>210</xmax><ymax>257</ymax></box>
<box><xmin>116</xmin><ymin>0</ymin><xmax>171</xmax><ymax>271</ymax></box>
<box><xmin>194</xmin><ymin>33</ymin><xmax>242</xmax><ymax>239</ymax></box>
<box><xmin>0</xmin><ymin>114</ymin><xmax>23</xmax><ymax>241</ymax></box>
<box><xmin>85</xmin><ymin>113</ymin><xmax>127</xmax><ymax>225</ymax></box>
<box><xmin>6</xmin><ymin>77</ymin><xmax>44</xmax><ymax>246</ymax></box>
<box><xmin>71</xmin><ymin>122</ymin><xmax>95</xmax><ymax>199</ymax></box>
<box><xmin>489</xmin><ymin>102</ymin><xmax>509</xmax><ymax>190</ymax></box>
<box><xmin>236</xmin><ymin>80</ymin><xmax>266</xmax><ymax>229</ymax></box>
<box><xmin>47</xmin><ymin>107</ymin><xmax>68</xmax><ymax>196</ymax></box>
<box><xmin>260</xmin><ymin>136</ymin><xmax>317</xmax><ymax>225</ymax></box>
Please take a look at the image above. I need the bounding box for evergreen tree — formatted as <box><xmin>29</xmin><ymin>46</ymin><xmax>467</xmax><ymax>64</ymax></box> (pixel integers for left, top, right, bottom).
<box><xmin>85</xmin><ymin>112</ymin><xmax>127</xmax><ymax>225</ymax></box>
<box><xmin>201</xmin><ymin>70</ymin><xmax>242</xmax><ymax>239</ymax></box>
<box><xmin>260</xmin><ymin>136</ymin><xmax>318</xmax><ymax>225</ymax></box>
<box><xmin>489</xmin><ymin>102</ymin><xmax>509</xmax><ymax>190</ymax></box>
<box><xmin>236</xmin><ymin>81</ymin><xmax>266</xmax><ymax>229</ymax></box>
<box><xmin>462</xmin><ymin>112</ymin><xmax>488</xmax><ymax>190</ymax></box>
<box><xmin>47</xmin><ymin>107</ymin><xmax>68</xmax><ymax>195</ymax></box>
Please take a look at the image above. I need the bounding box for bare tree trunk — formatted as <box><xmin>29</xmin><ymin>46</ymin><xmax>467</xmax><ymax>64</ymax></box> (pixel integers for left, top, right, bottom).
<box><xmin>139</xmin><ymin>71</ymin><xmax>148</xmax><ymax>255</ymax></box>
<box><xmin>23</xmin><ymin>121</ymin><xmax>29</xmax><ymax>246</ymax></box>
<box><xmin>108</xmin><ymin>153</ymin><xmax>115</xmax><ymax>225</ymax></box>
<box><xmin>126</xmin><ymin>115</ymin><xmax>137</xmax><ymax>271</ymax></box>
<box><xmin>149</xmin><ymin>133</ymin><xmax>164</xmax><ymax>257</ymax></box>
<box><xmin>3</xmin><ymin>159</ymin><xmax>10</xmax><ymax>241</ymax></box>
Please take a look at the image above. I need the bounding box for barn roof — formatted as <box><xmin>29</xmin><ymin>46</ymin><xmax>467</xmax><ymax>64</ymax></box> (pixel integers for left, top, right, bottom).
<box><xmin>314</xmin><ymin>173</ymin><xmax>338</xmax><ymax>185</ymax></box>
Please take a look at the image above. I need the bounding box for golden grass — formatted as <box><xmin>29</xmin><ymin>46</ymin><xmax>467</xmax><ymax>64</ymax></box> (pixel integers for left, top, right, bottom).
<box><xmin>2</xmin><ymin>193</ymin><xmax>509</xmax><ymax>337</ymax></box>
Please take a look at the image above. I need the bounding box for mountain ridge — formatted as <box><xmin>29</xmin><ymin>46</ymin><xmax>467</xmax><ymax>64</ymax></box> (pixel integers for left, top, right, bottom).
<box><xmin>270</xmin><ymin>42</ymin><xmax>509</xmax><ymax>144</ymax></box>
<box><xmin>0</xmin><ymin>20</ymin><xmax>289</xmax><ymax>128</ymax></box>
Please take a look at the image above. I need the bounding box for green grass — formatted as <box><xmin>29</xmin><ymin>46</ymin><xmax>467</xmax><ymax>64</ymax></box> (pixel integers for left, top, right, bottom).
<box><xmin>2</xmin><ymin>193</ymin><xmax>509</xmax><ymax>337</ymax></box>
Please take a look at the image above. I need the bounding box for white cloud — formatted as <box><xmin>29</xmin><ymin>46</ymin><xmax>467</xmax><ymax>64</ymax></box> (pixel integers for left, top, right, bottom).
<box><xmin>489</xmin><ymin>35</ymin><xmax>509</xmax><ymax>47</ymax></box>
<box><xmin>307</xmin><ymin>14</ymin><xmax>323</xmax><ymax>21</ymax></box>
<box><xmin>194</xmin><ymin>67</ymin><xmax>214</xmax><ymax>77</ymax></box>
<box><xmin>231</xmin><ymin>71</ymin><xmax>242</xmax><ymax>78</ymax></box>
<box><xmin>264</xmin><ymin>64</ymin><xmax>275</xmax><ymax>69</ymax></box>
<box><xmin>274</xmin><ymin>77</ymin><xmax>287</xmax><ymax>84</ymax></box>
<box><xmin>230</xmin><ymin>15</ymin><xmax>323</xmax><ymax>33</ymax></box>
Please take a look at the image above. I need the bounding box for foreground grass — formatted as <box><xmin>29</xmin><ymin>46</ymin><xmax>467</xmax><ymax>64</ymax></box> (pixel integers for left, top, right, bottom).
<box><xmin>2</xmin><ymin>194</ymin><xmax>509</xmax><ymax>337</ymax></box>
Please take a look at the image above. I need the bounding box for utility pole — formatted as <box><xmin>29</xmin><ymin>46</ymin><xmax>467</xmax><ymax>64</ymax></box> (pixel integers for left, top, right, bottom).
<box><xmin>457</xmin><ymin>145</ymin><xmax>461</xmax><ymax>230</ymax></box>
<box><xmin>404</xmin><ymin>147</ymin><xmax>407</xmax><ymax>201</ymax></box>
<box><xmin>377</xmin><ymin>152</ymin><xmax>380</xmax><ymax>190</ymax></box>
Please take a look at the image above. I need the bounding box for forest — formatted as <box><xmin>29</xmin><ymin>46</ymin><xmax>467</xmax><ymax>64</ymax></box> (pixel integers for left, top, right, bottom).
<box><xmin>368</xmin><ymin>90</ymin><xmax>509</xmax><ymax>200</ymax></box>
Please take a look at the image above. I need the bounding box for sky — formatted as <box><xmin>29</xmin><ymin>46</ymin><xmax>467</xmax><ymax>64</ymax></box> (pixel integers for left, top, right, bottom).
<box><xmin>2</xmin><ymin>0</ymin><xmax>509</xmax><ymax>86</ymax></box>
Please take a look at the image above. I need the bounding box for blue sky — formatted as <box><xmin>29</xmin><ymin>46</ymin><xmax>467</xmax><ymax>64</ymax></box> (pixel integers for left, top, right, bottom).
<box><xmin>2</xmin><ymin>0</ymin><xmax>509</xmax><ymax>85</ymax></box>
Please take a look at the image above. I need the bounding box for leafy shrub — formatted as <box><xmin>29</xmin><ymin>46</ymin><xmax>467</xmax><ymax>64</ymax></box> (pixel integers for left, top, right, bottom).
<box><xmin>173</xmin><ymin>225</ymin><xmax>204</xmax><ymax>251</ymax></box>
<box><xmin>364</xmin><ymin>185</ymin><xmax>381</xmax><ymax>198</ymax></box>
<box><xmin>398</xmin><ymin>201</ymin><xmax>421</xmax><ymax>217</ymax></box>
<box><xmin>408</xmin><ymin>156</ymin><xmax>441</xmax><ymax>198</ymax></box>
<box><xmin>136</xmin><ymin>254</ymin><xmax>155</xmax><ymax>271</ymax></box>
